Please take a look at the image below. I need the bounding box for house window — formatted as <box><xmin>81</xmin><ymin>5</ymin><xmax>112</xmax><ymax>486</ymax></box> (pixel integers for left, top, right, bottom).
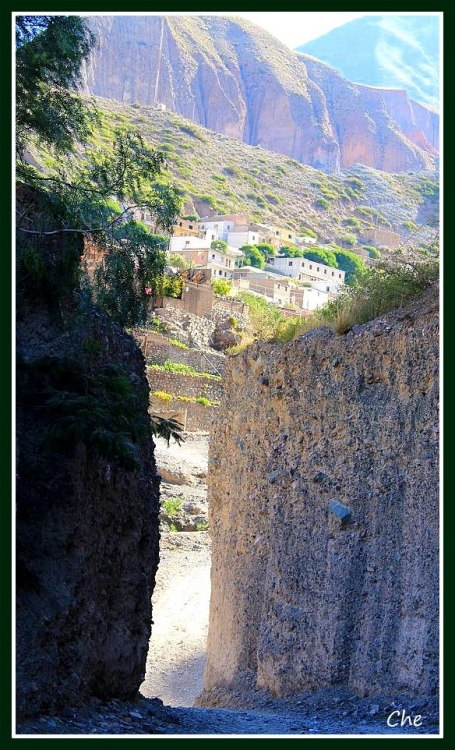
<box><xmin>316</xmin><ymin>267</ymin><xmax>320</xmax><ymax>272</ymax></box>
<box><xmin>289</xmin><ymin>261</ymin><xmax>293</xmax><ymax>266</ymax></box>
<box><xmin>326</xmin><ymin>286</ymin><xmax>330</xmax><ymax>292</ymax></box>
<box><xmin>324</xmin><ymin>269</ymin><xmax>327</xmax><ymax>274</ymax></box>
<box><xmin>219</xmin><ymin>270</ymin><xmax>222</xmax><ymax>276</ymax></box>
<box><xmin>189</xmin><ymin>225</ymin><xmax>193</xmax><ymax>230</ymax></box>
<box><xmin>339</xmin><ymin>273</ymin><xmax>342</xmax><ymax>279</ymax></box>
<box><xmin>276</xmin><ymin>230</ymin><xmax>279</xmax><ymax>235</ymax></box>
<box><xmin>309</xmin><ymin>264</ymin><xmax>312</xmax><ymax>270</ymax></box>
<box><xmin>212</xmin><ymin>254</ymin><xmax>216</xmax><ymax>259</ymax></box>
<box><xmin>185</xmin><ymin>240</ymin><xmax>190</xmax><ymax>245</ymax></box>
<box><xmin>288</xmin><ymin>234</ymin><xmax>292</xmax><ymax>239</ymax></box>
<box><xmin>332</xmin><ymin>271</ymin><xmax>334</xmax><ymax>276</ymax></box>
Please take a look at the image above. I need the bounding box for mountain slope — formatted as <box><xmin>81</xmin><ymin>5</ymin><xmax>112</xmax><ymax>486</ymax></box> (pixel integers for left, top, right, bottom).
<box><xmin>35</xmin><ymin>95</ymin><xmax>437</xmax><ymax>249</ymax></box>
<box><xmin>295</xmin><ymin>15</ymin><xmax>440</xmax><ymax>111</ymax></box>
<box><xmin>81</xmin><ymin>15</ymin><xmax>438</xmax><ymax>174</ymax></box>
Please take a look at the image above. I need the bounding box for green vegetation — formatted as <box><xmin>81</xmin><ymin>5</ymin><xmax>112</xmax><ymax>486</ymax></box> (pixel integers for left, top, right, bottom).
<box><xmin>211</xmin><ymin>239</ymin><xmax>228</xmax><ymax>253</ymax></box>
<box><xmin>316</xmin><ymin>248</ymin><xmax>439</xmax><ymax>333</ymax></box>
<box><xmin>168</xmin><ymin>338</ymin><xmax>189</xmax><ymax>350</ymax></box>
<box><xmin>339</xmin><ymin>232</ymin><xmax>357</xmax><ymax>247</ymax></box>
<box><xmin>178</xmin><ymin>122</ymin><xmax>208</xmax><ymax>142</ymax></box>
<box><xmin>15</xmin><ymin>15</ymin><xmax>185</xmax><ymax>453</ymax></box>
<box><xmin>211</xmin><ymin>278</ymin><xmax>233</xmax><ymax>296</ymax></box>
<box><xmin>149</xmin><ymin>361</ymin><xmax>221</xmax><ymax>379</ymax></box>
<box><xmin>303</xmin><ymin>248</ymin><xmax>339</xmax><ymax>269</ymax></box>
<box><xmin>162</xmin><ymin>496</ymin><xmax>183</xmax><ymax>516</ymax></box>
<box><xmin>299</xmin><ymin>227</ymin><xmax>317</xmax><ymax>238</ymax></box>
<box><xmin>363</xmin><ymin>245</ymin><xmax>381</xmax><ymax>259</ymax></box>
<box><xmin>238</xmin><ymin>245</ymin><xmax>266</xmax><ymax>269</ymax></box>
<box><xmin>16</xmin><ymin>16</ymin><xmax>98</xmax><ymax>158</ymax></box>
<box><xmin>152</xmin><ymin>390</ymin><xmax>173</xmax><ymax>402</ymax></box>
<box><xmin>149</xmin><ymin>316</ymin><xmax>167</xmax><ymax>333</ymax></box>
<box><xmin>152</xmin><ymin>391</ymin><xmax>219</xmax><ymax>407</ymax></box>
<box><xmin>356</xmin><ymin>206</ymin><xmax>391</xmax><ymax>226</ymax></box>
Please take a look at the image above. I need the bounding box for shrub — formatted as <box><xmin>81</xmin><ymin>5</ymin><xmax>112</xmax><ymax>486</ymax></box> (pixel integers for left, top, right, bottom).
<box><xmin>162</xmin><ymin>497</ymin><xmax>183</xmax><ymax>516</ymax></box>
<box><xmin>363</xmin><ymin>245</ymin><xmax>381</xmax><ymax>259</ymax></box>
<box><xmin>195</xmin><ymin>396</ymin><xmax>212</xmax><ymax>407</ymax></box>
<box><xmin>316</xmin><ymin>249</ymin><xmax>439</xmax><ymax>333</ymax></box>
<box><xmin>168</xmin><ymin>338</ymin><xmax>189</xmax><ymax>350</ymax></box>
<box><xmin>212</xmin><ymin>278</ymin><xmax>233</xmax><ymax>296</ymax></box>
<box><xmin>152</xmin><ymin>390</ymin><xmax>173</xmax><ymax>402</ymax></box>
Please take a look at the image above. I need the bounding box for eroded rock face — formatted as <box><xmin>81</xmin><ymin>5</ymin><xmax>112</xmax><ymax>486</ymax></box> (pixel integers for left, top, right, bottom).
<box><xmin>16</xmin><ymin>302</ymin><xmax>160</xmax><ymax>718</ymax></box>
<box><xmin>82</xmin><ymin>15</ymin><xmax>438</xmax><ymax>174</ymax></box>
<box><xmin>201</xmin><ymin>287</ymin><xmax>439</xmax><ymax>703</ymax></box>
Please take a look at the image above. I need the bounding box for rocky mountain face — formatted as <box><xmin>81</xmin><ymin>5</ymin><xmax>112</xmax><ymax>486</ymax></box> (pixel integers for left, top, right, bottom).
<box><xmin>81</xmin><ymin>15</ymin><xmax>438</xmax><ymax>174</ymax></box>
<box><xmin>200</xmin><ymin>285</ymin><xmax>439</xmax><ymax>704</ymax></box>
<box><xmin>16</xmin><ymin>187</ymin><xmax>161</xmax><ymax>717</ymax></box>
<box><xmin>295</xmin><ymin>15</ymin><xmax>440</xmax><ymax>111</ymax></box>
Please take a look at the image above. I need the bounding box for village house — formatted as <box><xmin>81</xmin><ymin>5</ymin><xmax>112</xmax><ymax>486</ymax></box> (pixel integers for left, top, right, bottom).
<box><xmin>198</xmin><ymin>214</ymin><xmax>311</xmax><ymax>253</ymax></box>
<box><xmin>168</xmin><ymin>236</ymin><xmax>244</xmax><ymax>279</ymax></box>
<box><xmin>267</xmin><ymin>256</ymin><xmax>345</xmax><ymax>293</ymax></box>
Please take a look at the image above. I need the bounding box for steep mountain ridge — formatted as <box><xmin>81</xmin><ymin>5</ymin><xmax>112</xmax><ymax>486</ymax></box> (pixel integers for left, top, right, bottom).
<box><xmin>81</xmin><ymin>14</ymin><xmax>438</xmax><ymax>174</ymax></box>
<box><xmin>70</xmin><ymin>96</ymin><xmax>438</xmax><ymax>247</ymax></box>
<box><xmin>295</xmin><ymin>15</ymin><xmax>440</xmax><ymax>111</ymax></box>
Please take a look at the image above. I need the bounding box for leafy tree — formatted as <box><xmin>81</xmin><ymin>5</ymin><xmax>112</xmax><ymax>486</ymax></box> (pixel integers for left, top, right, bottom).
<box><xmin>154</xmin><ymin>271</ymin><xmax>184</xmax><ymax>300</ymax></box>
<box><xmin>211</xmin><ymin>279</ymin><xmax>233</xmax><ymax>296</ymax></box>
<box><xmin>303</xmin><ymin>248</ymin><xmax>339</xmax><ymax>269</ymax></box>
<box><xmin>92</xmin><ymin>228</ymin><xmax>169</xmax><ymax>327</ymax></box>
<box><xmin>211</xmin><ymin>240</ymin><xmax>228</xmax><ymax>253</ymax></box>
<box><xmin>238</xmin><ymin>291</ymin><xmax>283</xmax><ymax>339</ymax></box>
<box><xmin>15</xmin><ymin>15</ymin><xmax>184</xmax><ymax>449</ymax></box>
<box><xmin>332</xmin><ymin>250</ymin><xmax>366</xmax><ymax>285</ymax></box>
<box><xmin>169</xmin><ymin>253</ymin><xmax>195</xmax><ymax>270</ymax></box>
<box><xmin>278</xmin><ymin>246</ymin><xmax>304</xmax><ymax>257</ymax></box>
<box><xmin>16</xmin><ymin>15</ymin><xmax>98</xmax><ymax>159</ymax></box>
<box><xmin>16</xmin><ymin>16</ymin><xmax>183</xmax><ymax>325</ymax></box>
<box><xmin>256</xmin><ymin>243</ymin><xmax>276</xmax><ymax>258</ymax></box>
<box><xmin>238</xmin><ymin>245</ymin><xmax>266</xmax><ymax>269</ymax></box>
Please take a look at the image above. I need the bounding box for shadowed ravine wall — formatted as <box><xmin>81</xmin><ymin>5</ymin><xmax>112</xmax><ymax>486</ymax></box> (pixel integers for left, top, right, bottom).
<box><xmin>200</xmin><ymin>286</ymin><xmax>439</xmax><ymax>704</ymax></box>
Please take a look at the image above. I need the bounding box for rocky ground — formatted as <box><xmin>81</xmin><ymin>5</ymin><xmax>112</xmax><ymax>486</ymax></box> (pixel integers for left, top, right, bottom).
<box><xmin>15</xmin><ymin>430</ymin><xmax>441</xmax><ymax>737</ymax></box>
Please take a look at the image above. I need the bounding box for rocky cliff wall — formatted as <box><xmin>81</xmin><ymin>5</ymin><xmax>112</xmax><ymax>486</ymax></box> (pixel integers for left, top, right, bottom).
<box><xmin>16</xmin><ymin>301</ymin><xmax>161</xmax><ymax>717</ymax></box>
<box><xmin>200</xmin><ymin>286</ymin><xmax>439</xmax><ymax>704</ymax></box>
<box><xmin>82</xmin><ymin>15</ymin><xmax>438</xmax><ymax>174</ymax></box>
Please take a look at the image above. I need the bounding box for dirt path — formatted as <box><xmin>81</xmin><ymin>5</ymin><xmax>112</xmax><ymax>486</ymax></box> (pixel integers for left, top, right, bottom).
<box><xmin>140</xmin><ymin>531</ymin><xmax>211</xmax><ymax>707</ymax></box>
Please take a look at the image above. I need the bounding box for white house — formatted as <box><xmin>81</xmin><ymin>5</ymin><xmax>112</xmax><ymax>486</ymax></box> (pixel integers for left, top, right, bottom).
<box><xmin>267</xmin><ymin>257</ymin><xmax>345</xmax><ymax>292</ymax></box>
<box><xmin>291</xmin><ymin>286</ymin><xmax>330</xmax><ymax>311</ymax></box>
<box><xmin>169</xmin><ymin>235</ymin><xmax>212</xmax><ymax>252</ymax></box>
<box><xmin>168</xmin><ymin>240</ymin><xmax>243</xmax><ymax>279</ymax></box>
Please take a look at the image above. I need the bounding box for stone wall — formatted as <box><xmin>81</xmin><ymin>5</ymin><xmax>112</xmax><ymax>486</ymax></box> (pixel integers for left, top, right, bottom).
<box><xmin>200</xmin><ymin>286</ymin><xmax>439</xmax><ymax>704</ymax></box>
<box><xmin>148</xmin><ymin>370</ymin><xmax>224</xmax><ymax>404</ymax></box>
<box><xmin>143</xmin><ymin>332</ymin><xmax>226</xmax><ymax>376</ymax></box>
